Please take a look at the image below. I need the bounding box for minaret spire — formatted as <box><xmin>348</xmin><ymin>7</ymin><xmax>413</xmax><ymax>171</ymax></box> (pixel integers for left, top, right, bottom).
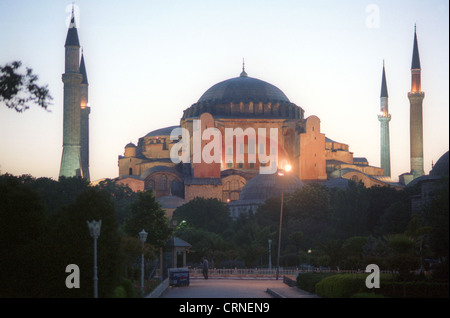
<box><xmin>80</xmin><ymin>48</ymin><xmax>91</xmax><ymax>181</ymax></box>
<box><xmin>378</xmin><ymin>60</ymin><xmax>391</xmax><ymax>177</ymax></box>
<box><xmin>380</xmin><ymin>60</ymin><xmax>388</xmax><ymax>99</ymax></box>
<box><xmin>65</xmin><ymin>5</ymin><xmax>80</xmax><ymax>47</ymax></box>
<box><xmin>411</xmin><ymin>24</ymin><xmax>421</xmax><ymax>71</ymax></box>
<box><xmin>408</xmin><ymin>25</ymin><xmax>425</xmax><ymax>180</ymax></box>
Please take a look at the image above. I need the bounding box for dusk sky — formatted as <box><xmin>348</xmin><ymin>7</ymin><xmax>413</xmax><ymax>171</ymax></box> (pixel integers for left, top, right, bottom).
<box><xmin>0</xmin><ymin>0</ymin><xmax>448</xmax><ymax>182</ymax></box>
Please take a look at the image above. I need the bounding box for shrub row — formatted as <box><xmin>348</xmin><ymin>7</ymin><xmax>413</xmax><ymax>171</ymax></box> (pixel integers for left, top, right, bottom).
<box><xmin>376</xmin><ymin>281</ymin><xmax>449</xmax><ymax>298</ymax></box>
<box><xmin>314</xmin><ymin>273</ymin><xmax>448</xmax><ymax>298</ymax></box>
<box><xmin>296</xmin><ymin>272</ymin><xmax>336</xmax><ymax>293</ymax></box>
<box><xmin>315</xmin><ymin>273</ymin><xmax>393</xmax><ymax>298</ymax></box>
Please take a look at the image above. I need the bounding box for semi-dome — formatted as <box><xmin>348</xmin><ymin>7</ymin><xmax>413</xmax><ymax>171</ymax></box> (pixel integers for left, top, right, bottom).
<box><xmin>198</xmin><ymin>75</ymin><xmax>290</xmax><ymax>104</ymax></box>
<box><xmin>145</xmin><ymin>125</ymin><xmax>180</xmax><ymax>138</ymax></box>
<box><xmin>239</xmin><ymin>172</ymin><xmax>303</xmax><ymax>202</ymax></box>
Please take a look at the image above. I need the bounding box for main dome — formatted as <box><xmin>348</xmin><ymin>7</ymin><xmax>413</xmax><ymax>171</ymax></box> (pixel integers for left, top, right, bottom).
<box><xmin>198</xmin><ymin>75</ymin><xmax>290</xmax><ymax>104</ymax></box>
<box><xmin>181</xmin><ymin>70</ymin><xmax>303</xmax><ymax>120</ymax></box>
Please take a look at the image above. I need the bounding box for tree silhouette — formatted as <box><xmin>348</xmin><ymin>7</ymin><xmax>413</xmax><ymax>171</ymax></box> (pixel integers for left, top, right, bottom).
<box><xmin>0</xmin><ymin>61</ymin><xmax>53</xmax><ymax>112</ymax></box>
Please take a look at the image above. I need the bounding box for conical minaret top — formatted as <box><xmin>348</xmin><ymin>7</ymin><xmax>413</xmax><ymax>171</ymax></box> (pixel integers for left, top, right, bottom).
<box><xmin>410</xmin><ymin>25</ymin><xmax>422</xmax><ymax>93</ymax></box>
<box><xmin>65</xmin><ymin>6</ymin><xmax>80</xmax><ymax>47</ymax></box>
<box><xmin>80</xmin><ymin>50</ymin><xmax>89</xmax><ymax>85</ymax></box>
<box><xmin>411</xmin><ymin>24</ymin><xmax>421</xmax><ymax>70</ymax></box>
<box><xmin>380</xmin><ymin>60</ymin><xmax>388</xmax><ymax>98</ymax></box>
<box><xmin>379</xmin><ymin>60</ymin><xmax>390</xmax><ymax>116</ymax></box>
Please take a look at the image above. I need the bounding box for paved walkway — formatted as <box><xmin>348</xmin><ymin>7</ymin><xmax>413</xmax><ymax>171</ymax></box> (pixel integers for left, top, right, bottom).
<box><xmin>160</xmin><ymin>277</ymin><xmax>319</xmax><ymax>298</ymax></box>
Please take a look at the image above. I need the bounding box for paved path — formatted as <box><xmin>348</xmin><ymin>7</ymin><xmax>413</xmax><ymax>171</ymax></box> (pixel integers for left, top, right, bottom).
<box><xmin>160</xmin><ymin>277</ymin><xmax>319</xmax><ymax>298</ymax></box>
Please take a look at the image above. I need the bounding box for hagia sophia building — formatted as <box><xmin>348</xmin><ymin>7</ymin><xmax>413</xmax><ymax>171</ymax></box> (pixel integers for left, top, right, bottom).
<box><xmin>59</xmin><ymin>9</ymin><xmax>448</xmax><ymax>219</ymax></box>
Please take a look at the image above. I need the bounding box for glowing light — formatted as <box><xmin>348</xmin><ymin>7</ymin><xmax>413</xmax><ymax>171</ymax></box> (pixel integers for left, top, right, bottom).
<box><xmin>285</xmin><ymin>164</ymin><xmax>292</xmax><ymax>172</ymax></box>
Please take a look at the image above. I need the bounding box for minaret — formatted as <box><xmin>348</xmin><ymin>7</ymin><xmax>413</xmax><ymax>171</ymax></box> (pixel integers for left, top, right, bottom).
<box><xmin>80</xmin><ymin>50</ymin><xmax>91</xmax><ymax>181</ymax></box>
<box><xmin>408</xmin><ymin>25</ymin><xmax>425</xmax><ymax>179</ymax></box>
<box><xmin>378</xmin><ymin>61</ymin><xmax>391</xmax><ymax>177</ymax></box>
<box><xmin>59</xmin><ymin>7</ymin><xmax>83</xmax><ymax>178</ymax></box>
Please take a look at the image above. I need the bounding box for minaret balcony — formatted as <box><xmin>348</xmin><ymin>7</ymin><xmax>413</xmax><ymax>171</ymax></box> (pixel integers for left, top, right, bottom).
<box><xmin>377</xmin><ymin>113</ymin><xmax>391</xmax><ymax>121</ymax></box>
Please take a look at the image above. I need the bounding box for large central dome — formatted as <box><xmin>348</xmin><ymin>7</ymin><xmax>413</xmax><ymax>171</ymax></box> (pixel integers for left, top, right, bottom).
<box><xmin>198</xmin><ymin>74</ymin><xmax>290</xmax><ymax>104</ymax></box>
<box><xmin>181</xmin><ymin>69</ymin><xmax>303</xmax><ymax>120</ymax></box>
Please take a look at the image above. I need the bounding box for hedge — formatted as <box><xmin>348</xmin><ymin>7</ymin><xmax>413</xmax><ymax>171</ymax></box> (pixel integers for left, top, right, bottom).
<box><xmin>376</xmin><ymin>281</ymin><xmax>449</xmax><ymax>298</ymax></box>
<box><xmin>315</xmin><ymin>273</ymin><xmax>393</xmax><ymax>298</ymax></box>
<box><xmin>296</xmin><ymin>272</ymin><xmax>336</xmax><ymax>293</ymax></box>
<box><xmin>315</xmin><ymin>273</ymin><xmax>448</xmax><ymax>298</ymax></box>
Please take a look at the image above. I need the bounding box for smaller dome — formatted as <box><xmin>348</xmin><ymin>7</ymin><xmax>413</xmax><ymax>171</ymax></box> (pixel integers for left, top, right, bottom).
<box><xmin>125</xmin><ymin>142</ymin><xmax>136</xmax><ymax>148</ymax></box>
<box><xmin>430</xmin><ymin>151</ymin><xmax>449</xmax><ymax>177</ymax></box>
<box><xmin>239</xmin><ymin>173</ymin><xmax>303</xmax><ymax>202</ymax></box>
<box><xmin>145</xmin><ymin>125</ymin><xmax>180</xmax><ymax>137</ymax></box>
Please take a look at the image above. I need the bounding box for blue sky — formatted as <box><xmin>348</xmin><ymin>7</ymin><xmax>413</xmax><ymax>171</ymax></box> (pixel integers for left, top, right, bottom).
<box><xmin>0</xmin><ymin>0</ymin><xmax>448</xmax><ymax>182</ymax></box>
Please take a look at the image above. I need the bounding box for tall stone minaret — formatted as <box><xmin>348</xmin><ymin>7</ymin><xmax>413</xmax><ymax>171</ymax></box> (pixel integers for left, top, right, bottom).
<box><xmin>408</xmin><ymin>25</ymin><xmax>425</xmax><ymax>179</ymax></box>
<box><xmin>59</xmin><ymin>8</ymin><xmax>83</xmax><ymax>178</ymax></box>
<box><xmin>378</xmin><ymin>61</ymin><xmax>391</xmax><ymax>177</ymax></box>
<box><xmin>80</xmin><ymin>51</ymin><xmax>91</xmax><ymax>181</ymax></box>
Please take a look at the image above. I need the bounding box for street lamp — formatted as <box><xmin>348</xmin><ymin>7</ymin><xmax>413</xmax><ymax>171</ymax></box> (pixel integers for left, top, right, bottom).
<box><xmin>87</xmin><ymin>219</ymin><xmax>102</xmax><ymax>298</ymax></box>
<box><xmin>276</xmin><ymin>164</ymin><xmax>291</xmax><ymax>280</ymax></box>
<box><xmin>268</xmin><ymin>239</ymin><xmax>272</xmax><ymax>270</ymax></box>
<box><xmin>139</xmin><ymin>229</ymin><xmax>148</xmax><ymax>295</ymax></box>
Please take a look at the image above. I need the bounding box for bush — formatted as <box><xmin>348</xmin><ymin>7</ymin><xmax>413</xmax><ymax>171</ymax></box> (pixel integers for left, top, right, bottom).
<box><xmin>118</xmin><ymin>278</ymin><xmax>137</xmax><ymax>298</ymax></box>
<box><xmin>315</xmin><ymin>273</ymin><xmax>393</xmax><ymax>298</ymax></box>
<box><xmin>378</xmin><ymin>281</ymin><xmax>449</xmax><ymax>298</ymax></box>
<box><xmin>316</xmin><ymin>274</ymin><xmax>365</xmax><ymax>298</ymax></box>
<box><xmin>113</xmin><ymin>286</ymin><xmax>127</xmax><ymax>298</ymax></box>
<box><xmin>296</xmin><ymin>272</ymin><xmax>336</xmax><ymax>293</ymax></box>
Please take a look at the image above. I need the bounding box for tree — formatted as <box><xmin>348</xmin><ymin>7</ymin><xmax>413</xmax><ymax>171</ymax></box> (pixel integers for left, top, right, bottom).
<box><xmin>94</xmin><ymin>178</ymin><xmax>137</xmax><ymax>224</ymax></box>
<box><xmin>330</xmin><ymin>181</ymin><xmax>370</xmax><ymax>238</ymax></box>
<box><xmin>173</xmin><ymin>197</ymin><xmax>232</xmax><ymax>235</ymax></box>
<box><xmin>123</xmin><ymin>191</ymin><xmax>172</xmax><ymax>248</ymax></box>
<box><xmin>47</xmin><ymin>188</ymin><xmax>122</xmax><ymax>297</ymax></box>
<box><xmin>287</xmin><ymin>183</ymin><xmax>331</xmax><ymax>220</ymax></box>
<box><xmin>366</xmin><ymin>185</ymin><xmax>408</xmax><ymax>233</ymax></box>
<box><xmin>0</xmin><ymin>61</ymin><xmax>52</xmax><ymax>112</ymax></box>
<box><xmin>0</xmin><ymin>174</ymin><xmax>48</xmax><ymax>297</ymax></box>
<box><xmin>423</xmin><ymin>179</ymin><xmax>449</xmax><ymax>259</ymax></box>
<box><xmin>376</xmin><ymin>200</ymin><xmax>412</xmax><ymax>235</ymax></box>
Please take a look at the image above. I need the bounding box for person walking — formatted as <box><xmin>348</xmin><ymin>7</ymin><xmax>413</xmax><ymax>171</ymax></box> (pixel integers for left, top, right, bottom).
<box><xmin>202</xmin><ymin>257</ymin><xmax>209</xmax><ymax>279</ymax></box>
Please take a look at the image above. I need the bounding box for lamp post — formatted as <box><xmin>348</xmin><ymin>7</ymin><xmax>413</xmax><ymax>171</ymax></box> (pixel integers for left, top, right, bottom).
<box><xmin>139</xmin><ymin>229</ymin><xmax>148</xmax><ymax>296</ymax></box>
<box><xmin>87</xmin><ymin>220</ymin><xmax>102</xmax><ymax>298</ymax></box>
<box><xmin>268</xmin><ymin>239</ymin><xmax>272</xmax><ymax>270</ymax></box>
<box><xmin>276</xmin><ymin>164</ymin><xmax>291</xmax><ymax>280</ymax></box>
